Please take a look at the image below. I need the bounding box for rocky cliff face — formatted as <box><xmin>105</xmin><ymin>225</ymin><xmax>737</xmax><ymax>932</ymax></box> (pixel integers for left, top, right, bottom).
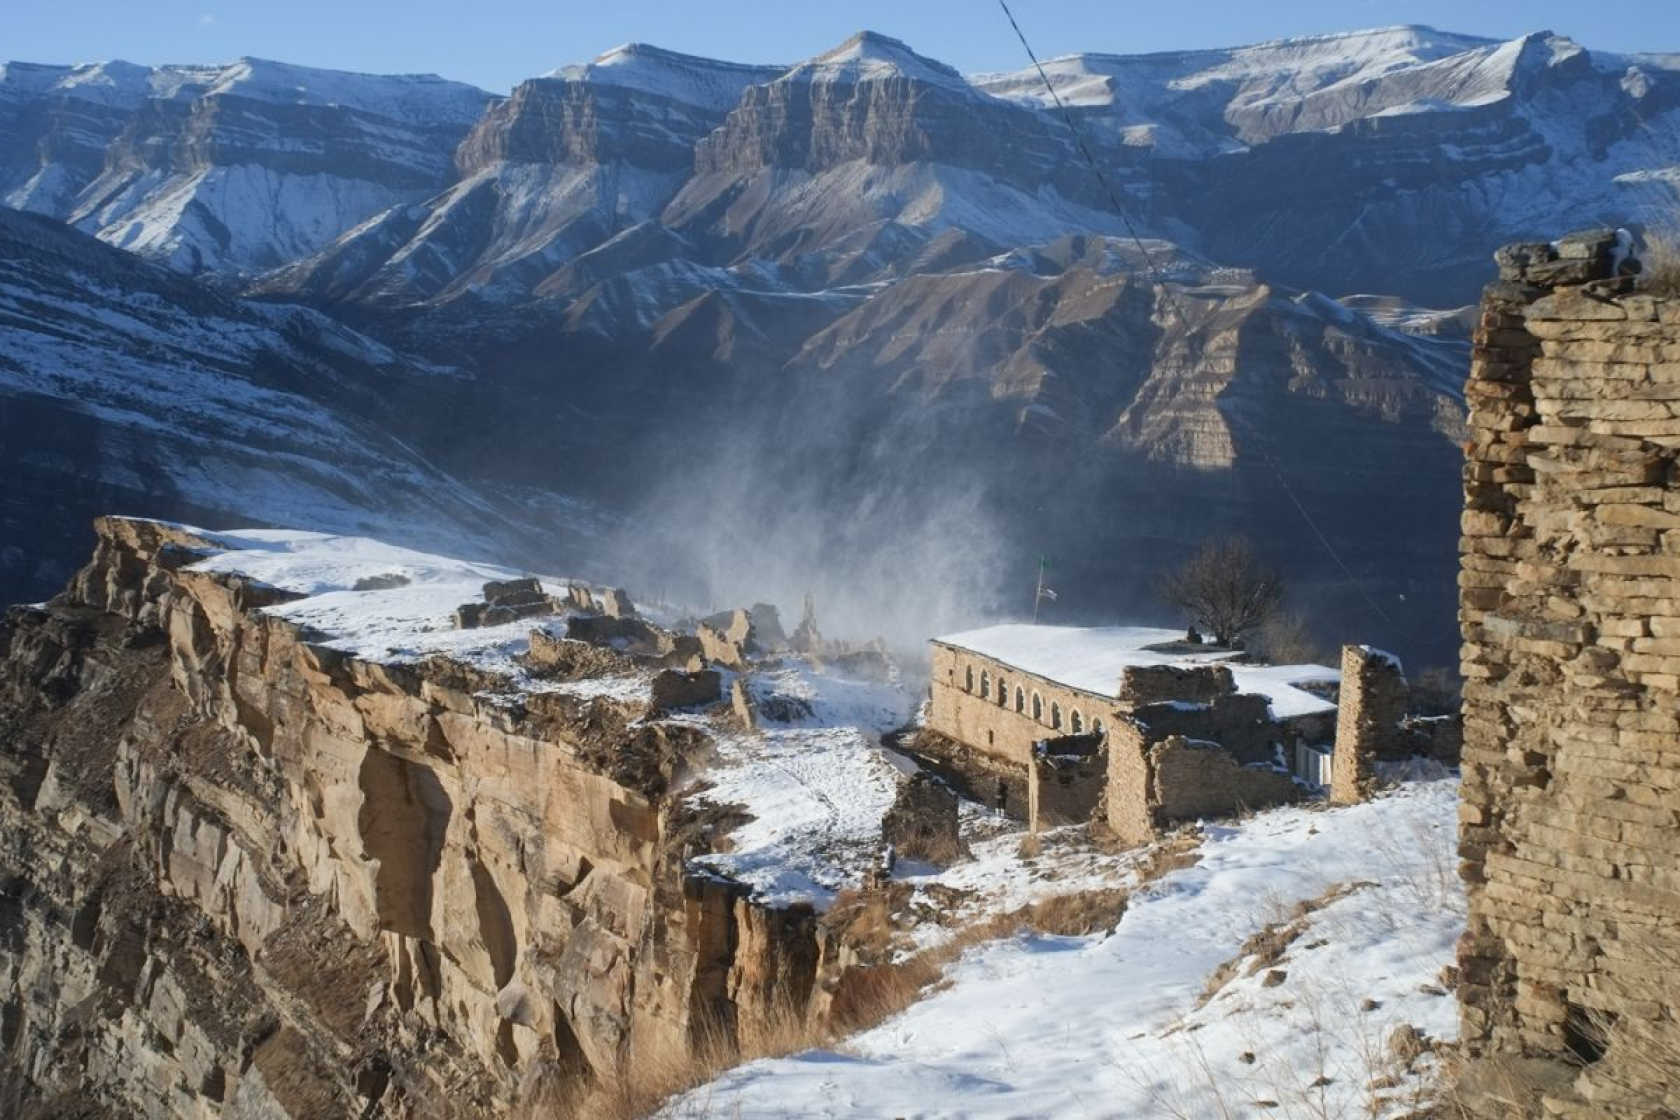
<box><xmin>0</xmin><ymin>519</ymin><xmax>838</xmax><ymax>1117</ymax></box>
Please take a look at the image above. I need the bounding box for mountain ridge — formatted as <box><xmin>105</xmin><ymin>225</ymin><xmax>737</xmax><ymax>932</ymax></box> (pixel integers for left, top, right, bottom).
<box><xmin>4</xmin><ymin>22</ymin><xmax>1673</xmax><ymax>664</ymax></box>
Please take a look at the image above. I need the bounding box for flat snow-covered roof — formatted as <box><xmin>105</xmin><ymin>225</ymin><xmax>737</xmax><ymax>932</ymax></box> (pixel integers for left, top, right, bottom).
<box><xmin>934</xmin><ymin>624</ymin><xmax>1338</xmax><ymax>719</ymax></box>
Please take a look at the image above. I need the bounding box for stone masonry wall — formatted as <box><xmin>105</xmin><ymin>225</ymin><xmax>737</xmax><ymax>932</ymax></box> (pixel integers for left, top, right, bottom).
<box><xmin>1457</xmin><ymin>233</ymin><xmax>1680</xmax><ymax>1117</ymax></box>
<box><xmin>1105</xmin><ymin>719</ymin><xmax>1157</xmax><ymax>847</ymax></box>
<box><xmin>1027</xmin><ymin>737</ymin><xmax>1107</xmax><ymax>831</ymax></box>
<box><xmin>1151</xmin><ymin>736</ymin><xmax>1298</xmax><ymax>823</ymax></box>
<box><xmin>1331</xmin><ymin>644</ymin><xmax>1409</xmax><ymax>804</ymax></box>
<box><xmin>1105</xmin><ymin>721</ymin><xmax>1297</xmax><ymax>847</ymax></box>
<box><xmin>927</xmin><ymin>643</ymin><xmax>1116</xmax><ymax>769</ymax></box>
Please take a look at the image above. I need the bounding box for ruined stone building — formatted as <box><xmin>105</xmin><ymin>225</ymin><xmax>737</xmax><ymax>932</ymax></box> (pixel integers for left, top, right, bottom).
<box><xmin>924</xmin><ymin>625</ymin><xmax>1339</xmax><ymax>838</ymax></box>
<box><xmin>1457</xmin><ymin>232</ymin><xmax>1680</xmax><ymax>1117</ymax></box>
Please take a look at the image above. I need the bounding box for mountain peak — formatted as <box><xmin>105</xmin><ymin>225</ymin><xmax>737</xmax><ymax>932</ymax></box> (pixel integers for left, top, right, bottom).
<box><xmin>548</xmin><ymin>42</ymin><xmax>783</xmax><ymax>111</ymax></box>
<box><xmin>790</xmin><ymin>30</ymin><xmax>969</xmax><ymax>88</ymax></box>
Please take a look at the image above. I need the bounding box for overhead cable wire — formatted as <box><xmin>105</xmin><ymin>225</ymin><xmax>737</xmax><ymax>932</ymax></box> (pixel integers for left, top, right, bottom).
<box><xmin>994</xmin><ymin>0</ymin><xmax>1436</xmax><ymax>644</ymax></box>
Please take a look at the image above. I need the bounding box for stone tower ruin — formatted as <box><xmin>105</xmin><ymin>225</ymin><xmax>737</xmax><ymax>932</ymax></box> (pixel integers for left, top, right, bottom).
<box><xmin>1457</xmin><ymin>231</ymin><xmax>1680</xmax><ymax>1116</ymax></box>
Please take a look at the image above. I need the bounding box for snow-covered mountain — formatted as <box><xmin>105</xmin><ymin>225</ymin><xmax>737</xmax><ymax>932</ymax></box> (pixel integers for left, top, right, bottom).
<box><xmin>7</xmin><ymin>23</ymin><xmax>1668</xmax><ymax>662</ymax></box>
<box><xmin>0</xmin><ymin>26</ymin><xmax>1657</xmax><ymax>306</ymax></box>
<box><xmin>0</xmin><ymin>57</ymin><xmax>490</xmax><ymax>274</ymax></box>
<box><xmin>0</xmin><ymin>207</ymin><xmax>583</xmax><ymax>606</ymax></box>
<box><xmin>255</xmin><ymin>46</ymin><xmax>783</xmax><ymax>306</ymax></box>
<box><xmin>8</xmin><ymin>27</ymin><xmax>1673</xmax><ymax>304</ymax></box>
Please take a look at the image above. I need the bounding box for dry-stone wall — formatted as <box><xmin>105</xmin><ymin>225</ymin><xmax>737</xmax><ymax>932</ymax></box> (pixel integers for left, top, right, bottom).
<box><xmin>1331</xmin><ymin>644</ymin><xmax>1409</xmax><ymax>803</ymax></box>
<box><xmin>1458</xmin><ymin>230</ymin><xmax>1680</xmax><ymax>1117</ymax></box>
<box><xmin>1027</xmin><ymin>736</ymin><xmax>1107</xmax><ymax>831</ymax></box>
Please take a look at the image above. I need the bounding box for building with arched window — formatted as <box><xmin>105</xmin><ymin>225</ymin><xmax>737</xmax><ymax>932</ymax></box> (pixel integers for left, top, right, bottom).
<box><xmin>924</xmin><ymin>623</ymin><xmax>1341</xmax><ymax>836</ymax></box>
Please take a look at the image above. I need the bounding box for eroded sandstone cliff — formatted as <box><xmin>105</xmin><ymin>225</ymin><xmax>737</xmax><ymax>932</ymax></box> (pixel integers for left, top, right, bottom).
<box><xmin>0</xmin><ymin>518</ymin><xmax>830</xmax><ymax>1117</ymax></box>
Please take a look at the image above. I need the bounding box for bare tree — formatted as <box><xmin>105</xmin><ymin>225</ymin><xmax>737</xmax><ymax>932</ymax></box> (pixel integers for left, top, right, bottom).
<box><xmin>1156</xmin><ymin>537</ymin><xmax>1284</xmax><ymax>648</ymax></box>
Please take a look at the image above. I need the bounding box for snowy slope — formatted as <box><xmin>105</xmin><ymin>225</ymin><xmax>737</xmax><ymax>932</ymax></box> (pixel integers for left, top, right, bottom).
<box><xmin>781</xmin><ymin>30</ymin><xmax>973</xmax><ymax>91</ymax></box>
<box><xmin>549</xmin><ymin>43</ymin><xmax>782</xmax><ymax>112</ymax></box>
<box><xmin>974</xmin><ymin>25</ymin><xmax>1504</xmax><ymax>146</ymax></box>
<box><xmin>0</xmin><ymin>56</ymin><xmax>492</xmax><ymax>273</ymax></box>
<box><xmin>667</xmin><ymin>779</ymin><xmax>1464</xmax><ymax>1120</ymax></box>
<box><xmin>0</xmin><ymin>56</ymin><xmax>488</xmax><ymax>119</ymax></box>
<box><xmin>0</xmin><ymin>208</ymin><xmax>577</xmax><ymax>605</ymax></box>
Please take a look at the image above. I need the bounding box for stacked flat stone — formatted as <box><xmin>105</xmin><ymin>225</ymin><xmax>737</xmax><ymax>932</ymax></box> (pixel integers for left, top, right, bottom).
<box><xmin>1330</xmin><ymin>645</ymin><xmax>1408</xmax><ymax>804</ymax></box>
<box><xmin>1457</xmin><ymin>229</ymin><xmax>1680</xmax><ymax>1117</ymax></box>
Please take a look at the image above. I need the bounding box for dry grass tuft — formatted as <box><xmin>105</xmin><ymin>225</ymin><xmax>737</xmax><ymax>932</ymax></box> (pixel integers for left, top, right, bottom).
<box><xmin>1196</xmin><ymin>880</ymin><xmax>1376</xmax><ymax>1010</ymax></box>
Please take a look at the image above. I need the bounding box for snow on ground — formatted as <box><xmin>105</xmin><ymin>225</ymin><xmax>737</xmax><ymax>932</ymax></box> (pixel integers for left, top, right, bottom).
<box><xmin>939</xmin><ymin>624</ymin><xmax>1339</xmax><ymax>718</ymax></box>
<box><xmin>664</xmin><ymin>778</ymin><xmax>1464</xmax><ymax>1120</ymax></box>
<box><xmin>897</xmin><ymin>812</ymin><xmax>1151</xmax><ymax>955</ymax></box>
<box><xmin>185</xmin><ymin>526</ymin><xmax>581</xmax><ymax>672</ymax></box>
<box><xmin>684</xmin><ymin>659</ymin><xmax>915</xmax><ymax>909</ymax></box>
<box><xmin>550</xmin><ymin>44</ymin><xmax>782</xmax><ymax>112</ymax></box>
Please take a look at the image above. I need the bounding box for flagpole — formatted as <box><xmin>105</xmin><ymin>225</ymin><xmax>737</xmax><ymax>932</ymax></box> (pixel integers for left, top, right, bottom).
<box><xmin>1033</xmin><ymin>556</ymin><xmax>1045</xmax><ymax>624</ymax></box>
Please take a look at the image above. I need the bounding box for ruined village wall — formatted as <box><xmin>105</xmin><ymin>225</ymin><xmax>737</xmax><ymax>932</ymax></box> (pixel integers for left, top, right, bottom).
<box><xmin>1458</xmin><ymin>256</ymin><xmax>1680</xmax><ymax>1114</ymax></box>
<box><xmin>1027</xmin><ymin>739</ymin><xmax>1108</xmax><ymax>831</ymax></box>
<box><xmin>927</xmin><ymin>644</ymin><xmax>1117</xmax><ymax>769</ymax></box>
<box><xmin>1105</xmin><ymin>719</ymin><xmax>1157</xmax><ymax>847</ymax></box>
<box><xmin>1152</xmin><ymin>737</ymin><xmax>1298</xmax><ymax>823</ymax></box>
<box><xmin>1331</xmin><ymin>644</ymin><xmax>1409</xmax><ymax>803</ymax></box>
<box><xmin>1104</xmin><ymin>719</ymin><xmax>1297</xmax><ymax>847</ymax></box>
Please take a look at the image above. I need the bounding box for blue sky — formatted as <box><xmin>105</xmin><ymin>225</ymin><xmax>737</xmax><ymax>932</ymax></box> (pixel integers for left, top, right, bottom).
<box><xmin>10</xmin><ymin>1</ymin><xmax>1680</xmax><ymax>92</ymax></box>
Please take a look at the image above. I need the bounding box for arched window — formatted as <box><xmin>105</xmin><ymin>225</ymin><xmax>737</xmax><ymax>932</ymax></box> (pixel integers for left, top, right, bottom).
<box><xmin>980</xmin><ymin>670</ymin><xmax>991</xmax><ymax>700</ymax></box>
<box><xmin>1051</xmin><ymin>702</ymin><xmax>1063</xmax><ymax>731</ymax></box>
<box><xmin>1092</xmin><ymin>718</ymin><xmax>1105</xmax><ymax>737</ymax></box>
<box><xmin>965</xmin><ymin>665</ymin><xmax>974</xmax><ymax>693</ymax></box>
<box><xmin>1031</xmin><ymin>692</ymin><xmax>1043</xmax><ymax>721</ymax></box>
<box><xmin>997</xmin><ymin>677</ymin><xmax>1009</xmax><ymax>707</ymax></box>
<box><xmin>1015</xmin><ymin>686</ymin><xmax>1025</xmax><ymax>713</ymax></box>
<box><xmin>1071</xmin><ymin>709</ymin><xmax>1084</xmax><ymax>734</ymax></box>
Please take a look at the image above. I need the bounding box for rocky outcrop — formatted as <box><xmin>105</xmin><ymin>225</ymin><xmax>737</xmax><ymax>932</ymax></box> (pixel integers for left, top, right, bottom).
<box><xmin>0</xmin><ymin>518</ymin><xmax>825</xmax><ymax>1116</ymax></box>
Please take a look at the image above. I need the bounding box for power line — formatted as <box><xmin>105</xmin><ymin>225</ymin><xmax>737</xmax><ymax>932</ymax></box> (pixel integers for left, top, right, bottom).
<box><xmin>994</xmin><ymin>0</ymin><xmax>1436</xmax><ymax>647</ymax></box>
<box><xmin>993</xmin><ymin>0</ymin><xmax>1192</xmax><ymax>330</ymax></box>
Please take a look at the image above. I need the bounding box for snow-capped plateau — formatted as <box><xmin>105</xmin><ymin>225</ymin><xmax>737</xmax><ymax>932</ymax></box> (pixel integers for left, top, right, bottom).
<box><xmin>0</xmin><ymin>56</ymin><xmax>492</xmax><ymax>273</ymax></box>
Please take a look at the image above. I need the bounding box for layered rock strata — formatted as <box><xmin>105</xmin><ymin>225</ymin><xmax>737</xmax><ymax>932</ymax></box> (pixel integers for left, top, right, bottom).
<box><xmin>0</xmin><ymin>518</ymin><xmax>825</xmax><ymax>1117</ymax></box>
